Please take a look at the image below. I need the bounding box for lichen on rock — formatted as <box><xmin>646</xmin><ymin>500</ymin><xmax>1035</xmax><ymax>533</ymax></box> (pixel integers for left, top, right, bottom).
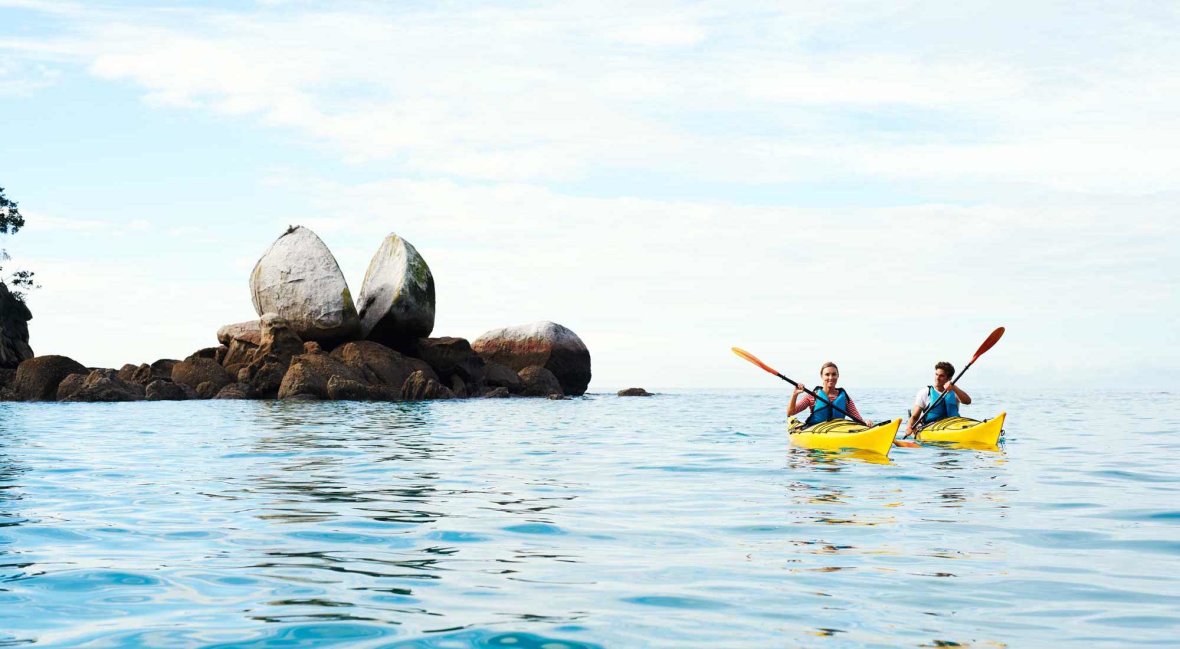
<box><xmin>357</xmin><ymin>233</ymin><xmax>436</xmax><ymax>348</ymax></box>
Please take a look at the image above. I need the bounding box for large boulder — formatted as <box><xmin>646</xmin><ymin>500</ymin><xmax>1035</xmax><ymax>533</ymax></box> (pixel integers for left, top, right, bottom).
<box><xmin>357</xmin><ymin>233</ymin><xmax>435</xmax><ymax>348</ymax></box>
<box><xmin>60</xmin><ymin>369</ymin><xmax>144</xmax><ymax>402</ymax></box>
<box><xmin>116</xmin><ymin>359</ymin><xmax>177</xmax><ymax>387</ymax></box>
<box><xmin>471</xmin><ymin>322</ymin><xmax>591</xmax><ymax>396</ymax></box>
<box><xmin>55</xmin><ymin>373</ymin><xmax>88</xmax><ymax>401</ymax></box>
<box><xmin>217</xmin><ymin>320</ymin><xmax>261</xmax><ymax>347</ymax></box>
<box><xmin>250</xmin><ymin>225</ymin><xmax>361</xmax><ymax>343</ymax></box>
<box><xmin>483</xmin><ymin>362</ymin><xmax>523</xmax><ymax>393</ymax></box>
<box><xmin>145</xmin><ymin>379</ymin><xmax>190</xmax><ymax>401</ymax></box>
<box><xmin>326</xmin><ymin>375</ymin><xmax>400</xmax><ymax>401</ymax></box>
<box><xmin>277</xmin><ymin>352</ymin><xmax>366</xmax><ymax>400</ymax></box>
<box><xmin>409</xmin><ymin>337</ymin><xmax>485</xmax><ymax>390</ymax></box>
<box><xmin>171</xmin><ymin>357</ymin><xmax>233</xmax><ymax>394</ymax></box>
<box><xmin>401</xmin><ymin>370</ymin><xmax>455</xmax><ymax>401</ymax></box>
<box><xmin>0</xmin><ymin>283</ymin><xmax>34</xmax><ymax>369</ymax></box>
<box><xmin>518</xmin><ymin>365</ymin><xmax>563</xmax><ymax>397</ymax></box>
<box><xmin>225</xmin><ymin>314</ymin><xmax>304</xmax><ymax>376</ymax></box>
<box><xmin>214</xmin><ymin>383</ymin><xmax>250</xmax><ymax>400</ymax></box>
<box><xmin>219</xmin><ymin>319</ymin><xmax>263</xmax><ymax>369</ymax></box>
<box><xmin>330</xmin><ymin>340</ymin><xmax>434</xmax><ymax>394</ymax></box>
<box><xmin>12</xmin><ymin>355</ymin><xmax>87</xmax><ymax>401</ymax></box>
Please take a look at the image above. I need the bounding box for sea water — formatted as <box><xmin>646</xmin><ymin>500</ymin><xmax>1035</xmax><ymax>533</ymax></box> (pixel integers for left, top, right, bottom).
<box><xmin>1</xmin><ymin>389</ymin><xmax>1178</xmax><ymax>647</ymax></box>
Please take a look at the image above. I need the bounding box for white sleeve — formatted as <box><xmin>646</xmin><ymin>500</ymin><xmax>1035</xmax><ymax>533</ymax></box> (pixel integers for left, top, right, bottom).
<box><xmin>913</xmin><ymin>387</ymin><xmax>929</xmax><ymax>410</ymax></box>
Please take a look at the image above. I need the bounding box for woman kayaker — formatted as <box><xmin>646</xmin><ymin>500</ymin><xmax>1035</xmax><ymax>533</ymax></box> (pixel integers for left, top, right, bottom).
<box><xmin>787</xmin><ymin>362</ymin><xmax>872</xmax><ymax>426</ymax></box>
<box><xmin>905</xmin><ymin>361</ymin><xmax>972</xmax><ymax>435</ymax></box>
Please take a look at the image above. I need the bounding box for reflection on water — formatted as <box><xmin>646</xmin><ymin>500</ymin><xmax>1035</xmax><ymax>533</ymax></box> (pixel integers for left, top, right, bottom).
<box><xmin>0</xmin><ymin>390</ymin><xmax>1177</xmax><ymax>647</ymax></box>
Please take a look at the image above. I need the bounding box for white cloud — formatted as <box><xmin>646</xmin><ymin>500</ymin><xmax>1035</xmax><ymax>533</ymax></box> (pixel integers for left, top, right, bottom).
<box><xmin>3</xmin><ymin>1</ymin><xmax>1179</xmax><ymax>388</ymax></box>
<box><xmin>2</xmin><ymin>1</ymin><xmax>1172</xmax><ymax>191</ymax></box>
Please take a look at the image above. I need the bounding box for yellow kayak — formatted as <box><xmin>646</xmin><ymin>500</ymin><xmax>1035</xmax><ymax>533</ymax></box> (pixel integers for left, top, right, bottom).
<box><xmin>917</xmin><ymin>412</ymin><xmax>1006</xmax><ymax>445</ymax></box>
<box><xmin>788</xmin><ymin>418</ymin><xmax>900</xmax><ymax>456</ymax></box>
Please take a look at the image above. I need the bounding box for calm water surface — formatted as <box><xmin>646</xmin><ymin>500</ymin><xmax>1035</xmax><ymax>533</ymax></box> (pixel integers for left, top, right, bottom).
<box><xmin>1</xmin><ymin>389</ymin><xmax>1178</xmax><ymax>647</ymax></box>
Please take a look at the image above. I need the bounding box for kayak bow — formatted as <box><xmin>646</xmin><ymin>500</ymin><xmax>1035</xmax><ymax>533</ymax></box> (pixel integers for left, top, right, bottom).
<box><xmin>788</xmin><ymin>418</ymin><xmax>900</xmax><ymax>456</ymax></box>
<box><xmin>917</xmin><ymin>412</ymin><xmax>1006</xmax><ymax>445</ymax></box>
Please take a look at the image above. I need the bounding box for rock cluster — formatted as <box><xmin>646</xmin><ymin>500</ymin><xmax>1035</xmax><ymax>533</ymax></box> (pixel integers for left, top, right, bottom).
<box><xmin>0</xmin><ymin>282</ymin><xmax>34</xmax><ymax>370</ymax></box>
<box><xmin>1</xmin><ymin>226</ymin><xmax>593</xmax><ymax>403</ymax></box>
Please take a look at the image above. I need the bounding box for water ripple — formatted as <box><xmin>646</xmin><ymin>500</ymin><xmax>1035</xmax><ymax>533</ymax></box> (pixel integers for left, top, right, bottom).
<box><xmin>0</xmin><ymin>392</ymin><xmax>1178</xmax><ymax>646</ymax></box>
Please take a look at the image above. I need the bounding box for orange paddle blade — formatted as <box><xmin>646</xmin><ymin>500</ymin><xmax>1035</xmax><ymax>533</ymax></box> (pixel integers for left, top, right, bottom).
<box><xmin>971</xmin><ymin>326</ymin><xmax>1005</xmax><ymax>362</ymax></box>
<box><xmin>731</xmin><ymin>347</ymin><xmax>780</xmax><ymax>377</ymax></box>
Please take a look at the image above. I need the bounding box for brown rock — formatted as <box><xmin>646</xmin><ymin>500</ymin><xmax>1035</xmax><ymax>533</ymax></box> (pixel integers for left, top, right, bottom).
<box><xmin>401</xmin><ymin>370</ymin><xmax>455</xmax><ymax>401</ymax></box>
<box><xmin>410</xmin><ymin>337</ymin><xmax>485</xmax><ymax>388</ymax></box>
<box><xmin>483</xmin><ymin>362</ymin><xmax>523</xmax><ymax>393</ymax></box>
<box><xmin>56</xmin><ymin>373</ymin><xmax>88</xmax><ymax>401</ymax></box>
<box><xmin>195</xmin><ymin>381</ymin><xmax>221</xmax><ymax>399</ymax></box>
<box><xmin>12</xmin><ymin>355</ymin><xmax>88</xmax><ymax>401</ymax></box>
<box><xmin>278</xmin><ymin>352</ymin><xmax>365</xmax><ymax>400</ymax></box>
<box><xmin>145</xmin><ymin>380</ymin><xmax>188</xmax><ymax>401</ymax></box>
<box><xmin>618</xmin><ymin>387</ymin><xmax>652</xmax><ymax>397</ymax></box>
<box><xmin>216</xmin><ymin>319</ymin><xmax>262</xmax><ymax>347</ymax></box>
<box><xmin>518</xmin><ymin>365</ymin><xmax>563</xmax><ymax>398</ymax></box>
<box><xmin>214</xmin><ymin>383</ymin><xmax>250</xmax><ymax>399</ymax></box>
<box><xmin>330</xmin><ymin>340</ymin><xmax>428</xmax><ymax>394</ymax></box>
<box><xmin>172</xmin><ymin>357</ymin><xmax>233</xmax><ymax>394</ymax></box>
<box><xmin>240</xmin><ymin>361</ymin><xmax>287</xmax><ymax>399</ymax></box>
<box><xmin>116</xmin><ymin>364</ymin><xmax>140</xmax><ymax>382</ymax></box>
<box><xmin>117</xmin><ymin>360</ymin><xmax>178</xmax><ymax>387</ymax></box>
<box><xmin>482</xmin><ymin>386</ymin><xmax>511</xmax><ymax>398</ymax></box>
<box><xmin>187</xmin><ymin>346</ymin><xmax>228</xmax><ymax>364</ymax></box>
<box><xmin>221</xmin><ymin>340</ymin><xmax>259</xmax><ymax>371</ymax></box>
<box><xmin>326</xmin><ymin>375</ymin><xmax>400</xmax><ymax>401</ymax></box>
<box><xmin>450</xmin><ymin>375</ymin><xmax>467</xmax><ymax>398</ymax></box>
<box><xmin>304</xmin><ymin>341</ymin><xmax>323</xmax><ymax>354</ymax></box>
<box><xmin>62</xmin><ymin>369</ymin><xmax>145</xmax><ymax>402</ymax></box>
<box><xmin>471</xmin><ymin>321</ymin><xmax>590</xmax><ymax>396</ymax></box>
<box><xmin>224</xmin><ymin>314</ymin><xmax>306</xmax><ymax>398</ymax></box>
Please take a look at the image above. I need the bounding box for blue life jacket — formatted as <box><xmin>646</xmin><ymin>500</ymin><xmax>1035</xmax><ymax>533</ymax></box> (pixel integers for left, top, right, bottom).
<box><xmin>923</xmin><ymin>385</ymin><xmax>960</xmax><ymax>423</ymax></box>
<box><xmin>805</xmin><ymin>387</ymin><xmax>850</xmax><ymax>426</ymax></box>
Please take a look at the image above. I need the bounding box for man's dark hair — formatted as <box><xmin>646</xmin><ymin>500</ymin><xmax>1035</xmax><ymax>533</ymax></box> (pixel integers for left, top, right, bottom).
<box><xmin>935</xmin><ymin>361</ymin><xmax>954</xmax><ymax>376</ymax></box>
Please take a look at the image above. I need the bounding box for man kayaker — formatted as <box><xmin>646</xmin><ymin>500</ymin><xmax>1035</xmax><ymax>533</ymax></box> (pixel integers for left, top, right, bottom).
<box><xmin>788</xmin><ymin>361</ymin><xmax>873</xmax><ymax>426</ymax></box>
<box><xmin>906</xmin><ymin>361</ymin><xmax>972</xmax><ymax>436</ymax></box>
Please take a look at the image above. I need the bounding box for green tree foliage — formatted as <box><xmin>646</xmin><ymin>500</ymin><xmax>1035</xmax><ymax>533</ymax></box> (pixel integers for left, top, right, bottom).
<box><xmin>0</xmin><ymin>186</ymin><xmax>37</xmax><ymax>301</ymax></box>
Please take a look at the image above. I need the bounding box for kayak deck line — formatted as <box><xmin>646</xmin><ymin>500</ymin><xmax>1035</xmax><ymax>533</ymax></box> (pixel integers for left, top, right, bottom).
<box><xmin>788</xmin><ymin>418</ymin><xmax>901</xmax><ymax>457</ymax></box>
<box><xmin>916</xmin><ymin>412</ymin><xmax>1006</xmax><ymax>446</ymax></box>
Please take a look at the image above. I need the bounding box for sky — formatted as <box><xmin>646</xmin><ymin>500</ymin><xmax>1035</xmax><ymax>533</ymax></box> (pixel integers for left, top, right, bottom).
<box><xmin>1</xmin><ymin>0</ymin><xmax>1177</xmax><ymax>391</ymax></box>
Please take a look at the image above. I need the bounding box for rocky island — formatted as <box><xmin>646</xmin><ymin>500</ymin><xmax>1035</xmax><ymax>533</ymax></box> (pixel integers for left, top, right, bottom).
<box><xmin>0</xmin><ymin>226</ymin><xmax>591</xmax><ymax>402</ymax></box>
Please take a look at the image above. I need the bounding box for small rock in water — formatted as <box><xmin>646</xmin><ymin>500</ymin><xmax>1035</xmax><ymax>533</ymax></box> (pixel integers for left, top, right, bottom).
<box><xmin>617</xmin><ymin>387</ymin><xmax>652</xmax><ymax>397</ymax></box>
